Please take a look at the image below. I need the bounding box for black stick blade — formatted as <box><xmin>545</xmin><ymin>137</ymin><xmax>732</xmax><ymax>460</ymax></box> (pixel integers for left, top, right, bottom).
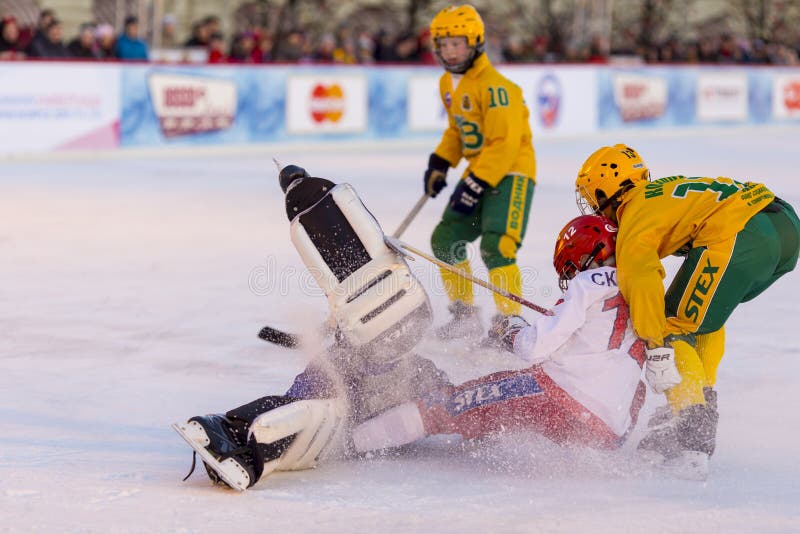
<box><xmin>257</xmin><ymin>326</ymin><xmax>299</xmax><ymax>348</ymax></box>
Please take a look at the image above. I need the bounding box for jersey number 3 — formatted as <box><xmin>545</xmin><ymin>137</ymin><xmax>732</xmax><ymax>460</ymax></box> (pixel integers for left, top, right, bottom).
<box><xmin>603</xmin><ymin>293</ymin><xmax>646</xmax><ymax>367</ymax></box>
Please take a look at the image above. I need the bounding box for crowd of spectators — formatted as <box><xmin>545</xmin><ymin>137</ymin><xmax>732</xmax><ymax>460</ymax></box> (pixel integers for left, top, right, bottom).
<box><xmin>1</xmin><ymin>6</ymin><xmax>798</xmax><ymax>66</ymax></box>
<box><xmin>0</xmin><ymin>9</ymin><xmax>148</xmax><ymax>60</ymax></box>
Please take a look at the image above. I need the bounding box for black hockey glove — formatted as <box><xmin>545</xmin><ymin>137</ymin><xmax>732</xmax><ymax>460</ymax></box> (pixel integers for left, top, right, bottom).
<box><xmin>423</xmin><ymin>153</ymin><xmax>450</xmax><ymax>198</ymax></box>
<box><xmin>449</xmin><ymin>173</ymin><xmax>489</xmax><ymax>215</ymax></box>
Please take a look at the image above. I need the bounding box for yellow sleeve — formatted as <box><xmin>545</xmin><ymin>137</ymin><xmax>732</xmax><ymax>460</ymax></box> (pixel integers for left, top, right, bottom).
<box><xmin>470</xmin><ymin>81</ymin><xmax>524</xmax><ymax>187</ymax></box>
<box><xmin>434</xmin><ymin>76</ymin><xmax>463</xmax><ymax>167</ymax></box>
<box><xmin>615</xmin><ymin>205</ymin><xmax>669</xmax><ymax>346</ymax></box>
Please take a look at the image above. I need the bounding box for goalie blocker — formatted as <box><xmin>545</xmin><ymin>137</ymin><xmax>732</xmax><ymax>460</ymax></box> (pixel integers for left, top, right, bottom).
<box><xmin>282</xmin><ymin>165</ymin><xmax>432</xmax><ymax>362</ymax></box>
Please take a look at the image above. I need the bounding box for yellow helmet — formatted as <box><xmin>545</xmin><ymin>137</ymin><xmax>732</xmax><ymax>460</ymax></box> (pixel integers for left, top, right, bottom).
<box><xmin>430</xmin><ymin>5</ymin><xmax>485</xmax><ymax>74</ymax></box>
<box><xmin>575</xmin><ymin>144</ymin><xmax>650</xmax><ymax>215</ymax></box>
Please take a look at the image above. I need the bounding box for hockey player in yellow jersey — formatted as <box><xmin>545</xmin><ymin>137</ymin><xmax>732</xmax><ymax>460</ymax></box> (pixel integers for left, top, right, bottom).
<box><xmin>575</xmin><ymin>143</ymin><xmax>800</xmax><ymax>480</ymax></box>
<box><xmin>422</xmin><ymin>4</ymin><xmax>536</xmax><ymax>342</ymax></box>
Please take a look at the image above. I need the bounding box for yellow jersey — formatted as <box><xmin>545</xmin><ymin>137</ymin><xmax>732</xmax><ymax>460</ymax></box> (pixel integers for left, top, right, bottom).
<box><xmin>435</xmin><ymin>54</ymin><xmax>536</xmax><ymax>187</ymax></box>
<box><xmin>615</xmin><ymin>175</ymin><xmax>774</xmax><ymax>344</ymax></box>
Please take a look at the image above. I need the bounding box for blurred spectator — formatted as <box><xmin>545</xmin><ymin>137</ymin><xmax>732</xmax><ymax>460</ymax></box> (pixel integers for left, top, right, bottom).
<box><xmin>417</xmin><ymin>29</ymin><xmax>435</xmax><ymax>64</ymax></box>
<box><xmin>115</xmin><ymin>16</ymin><xmax>148</xmax><ymax>60</ymax></box>
<box><xmin>374</xmin><ymin>30</ymin><xmax>397</xmax><ymax>61</ymax></box>
<box><xmin>313</xmin><ymin>33</ymin><xmax>335</xmax><ymax>62</ymax></box>
<box><xmin>355</xmin><ymin>31</ymin><xmax>375</xmax><ymax>64</ymax></box>
<box><xmin>274</xmin><ymin>29</ymin><xmax>306</xmax><ymax>62</ymax></box>
<box><xmin>588</xmin><ymin>35</ymin><xmax>609</xmax><ymax>63</ymax></box>
<box><xmin>749</xmin><ymin>39</ymin><xmax>769</xmax><ymax>64</ymax></box>
<box><xmin>697</xmin><ymin>36</ymin><xmax>718</xmax><ymax>62</ymax></box>
<box><xmin>502</xmin><ymin>35</ymin><xmax>528</xmax><ymax>62</ymax></box>
<box><xmin>333</xmin><ymin>37</ymin><xmax>357</xmax><ymax>64</ymax></box>
<box><xmin>68</xmin><ymin>23</ymin><xmax>100</xmax><ymax>59</ymax></box>
<box><xmin>207</xmin><ymin>32</ymin><xmax>226</xmax><ymax>63</ymax></box>
<box><xmin>161</xmin><ymin>13</ymin><xmax>178</xmax><ymax>48</ymax></box>
<box><xmin>95</xmin><ymin>24</ymin><xmax>115</xmax><ymax>59</ymax></box>
<box><xmin>393</xmin><ymin>32</ymin><xmax>419</xmax><ymax>62</ymax></box>
<box><xmin>25</xmin><ymin>9</ymin><xmax>56</xmax><ymax>56</ymax></box>
<box><xmin>531</xmin><ymin>36</ymin><xmax>549</xmax><ymax>62</ymax></box>
<box><xmin>203</xmin><ymin>15</ymin><xmax>221</xmax><ymax>38</ymax></box>
<box><xmin>770</xmin><ymin>43</ymin><xmax>800</xmax><ymax>65</ymax></box>
<box><xmin>718</xmin><ymin>33</ymin><xmax>743</xmax><ymax>63</ymax></box>
<box><xmin>0</xmin><ymin>16</ymin><xmax>25</xmax><ymax>59</ymax></box>
<box><xmin>256</xmin><ymin>32</ymin><xmax>273</xmax><ymax>62</ymax></box>
<box><xmin>684</xmin><ymin>41</ymin><xmax>701</xmax><ymax>63</ymax></box>
<box><xmin>185</xmin><ymin>20</ymin><xmax>209</xmax><ymax>48</ymax></box>
<box><xmin>228</xmin><ymin>31</ymin><xmax>255</xmax><ymax>63</ymax></box>
<box><xmin>27</xmin><ymin>18</ymin><xmax>69</xmax><ymax>58</ymax></box>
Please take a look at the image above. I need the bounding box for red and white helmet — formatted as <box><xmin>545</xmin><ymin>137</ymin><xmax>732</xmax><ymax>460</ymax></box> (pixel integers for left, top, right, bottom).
<box><xmin>553</xmin><ymin>214</ymin><xmax>618</xmax><ymax>290</ymax></box>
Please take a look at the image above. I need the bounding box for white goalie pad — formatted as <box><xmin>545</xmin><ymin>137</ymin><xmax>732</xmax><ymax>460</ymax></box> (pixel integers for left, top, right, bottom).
<box><xmin>290</xmin><ymin>183</ymin><xmax>432</xmax><ymax>359</ymax></box>
<box><xmin>250</xmin><ymin>398</ymin><xmax>346</xmax><ymax>477</ymax></box>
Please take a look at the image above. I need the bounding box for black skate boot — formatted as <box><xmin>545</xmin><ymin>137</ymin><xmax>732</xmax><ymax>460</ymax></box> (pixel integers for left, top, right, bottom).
<box><xmin>174</xmin><ymin>396</ymin><xmax>299</xmax><ymax>490</ymax></box>
<box><xmin>637</xmin><ymin>387</ymin><xmax>718</xmax><ymax>469</ymax></box>
<box><xmin>435</xmin><ymin>301</ymin><xmax>483</xmax><ymax>341</ymax></box>
<box><xmin>658</xmin><ymin>388</ymin><xmax>719</xmax><ymax>481</ymax></box>
<box><xmin>637</xmin><ymin>404</ymin><xmax>680</xmax><ymax>463</ymax></box>
<box><xmin>175</xmin><ymin>414</ymin><xmax>260</xmax><ymax>491</ymax></box>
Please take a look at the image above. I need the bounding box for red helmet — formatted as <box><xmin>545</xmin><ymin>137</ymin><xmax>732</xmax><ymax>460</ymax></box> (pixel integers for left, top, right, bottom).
<box><xmin>553</xmin><ymin>214</ymin><xmax>618</xmax><ymax>290</ymax></box>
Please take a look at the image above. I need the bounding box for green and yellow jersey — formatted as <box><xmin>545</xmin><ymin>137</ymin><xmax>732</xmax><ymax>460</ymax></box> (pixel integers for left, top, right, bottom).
<box><xmin>614</xmin><ymin>175</ymin><xmax>775</xmax><ymax>345</ymax></box>
<box><xmin>434</xmin><ymin>54</ymin><xmax>536</xmax><ymax>188</ymax></box>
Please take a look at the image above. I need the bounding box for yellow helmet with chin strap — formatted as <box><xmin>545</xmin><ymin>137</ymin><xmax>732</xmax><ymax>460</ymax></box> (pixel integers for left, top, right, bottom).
<box><xmin>430</xmin><ymin>5</ymin><xmax>485</xmax><ymax>74</ymax></box>
<box><xmin>575</xmin><ymin>144</ymin><xmax>650</xmax><ymax>216</ymax></box>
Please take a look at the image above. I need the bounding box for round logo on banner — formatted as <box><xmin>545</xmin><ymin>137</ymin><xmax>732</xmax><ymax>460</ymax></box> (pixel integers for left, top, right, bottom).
<box><xmin>310</xmin><ymin>83</ymin><xmax>345</xmax><ymax>123</ymax></box>
<box><xmin>536</xmin><ymin>74</ymin><xmax>561</xmax><ymax>128</ymax></box>
<box><xmin>784</xmin><ymin>81</ymin><xmax>800</xmax><ymax>111</ymax></box>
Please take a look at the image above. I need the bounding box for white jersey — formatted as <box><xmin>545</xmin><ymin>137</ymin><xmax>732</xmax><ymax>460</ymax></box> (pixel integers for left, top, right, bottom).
<box><xmin>512</xmin><ymin>266</ymin><xmax>644</xmax><ymax>436</ymax></box>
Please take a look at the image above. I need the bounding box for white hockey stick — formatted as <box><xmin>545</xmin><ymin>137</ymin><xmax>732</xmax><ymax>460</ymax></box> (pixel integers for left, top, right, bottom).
<box><xmin>384</xmin><ymin>236</ymin><xmax>553</xmax><ymax>316</ymax></box>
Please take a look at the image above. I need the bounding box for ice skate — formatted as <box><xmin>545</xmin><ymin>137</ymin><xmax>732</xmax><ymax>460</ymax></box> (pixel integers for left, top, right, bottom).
<box><xmin>435</xmin><ymin>301</ymin><xmax>483</xmax><ymax>341</ymax></box>
<box><xmin>636</xmin><ymin>404</ymin><xmax>680</xmax><ymax>464</ymax></box>
<box><xmin>172</xmin><ymin>414</ymin><xmax>257</xmax><ymax>491</ymax></box>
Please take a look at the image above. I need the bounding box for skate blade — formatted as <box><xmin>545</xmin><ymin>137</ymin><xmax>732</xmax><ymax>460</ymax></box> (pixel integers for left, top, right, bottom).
<box><xmin>171</xmin><ymin>422</ymin><xmax>248</xmax><ymax>492</ymax></box>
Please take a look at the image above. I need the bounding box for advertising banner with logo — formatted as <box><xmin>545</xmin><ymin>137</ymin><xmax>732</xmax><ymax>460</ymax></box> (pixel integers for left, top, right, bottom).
<box><xmin>772</xmin><ymin>72</ymin><xmax>800</xmax><ymax>119</ymax></box>
<box><xmin>286</xmin><ymin>74</ymin><xmax>367</xmax><ymax>134</ymax></box>
<box><xmin>502</xmin><ymin>66</ymin><xmax>597</xmax><ymax>137</ymax></box>
<box><xmin>696</xmin><ymin>72</ymin><xmax>748</xmax><ymax>122</ymax></box>
<box><xmin>0</xmin><ymin>63</ymin><xmax>120</xmax><ymax>154</ymax></box>
<box><xmin>121</xmin><ymin>65</ymin><xmax>288</xmax><ymax>147</ymax></box>
<box><xmin>597</xmin><ymin>68</ymin><xmax>695</xmax><ymax>128</ymax></box>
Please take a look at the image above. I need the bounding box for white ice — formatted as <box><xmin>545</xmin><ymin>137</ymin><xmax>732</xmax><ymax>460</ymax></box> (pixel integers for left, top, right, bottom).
<box><xmin>2</xmin><ymin>127</ymin><xmax>799</xmax><ymax>533</ymax></box>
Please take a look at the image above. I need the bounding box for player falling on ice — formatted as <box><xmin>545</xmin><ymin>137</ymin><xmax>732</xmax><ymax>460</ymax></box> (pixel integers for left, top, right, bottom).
<box><xmin>172</xmin><ymin>164</ymin><xmax>450</xmax><ymax>490</ymax></box>
<box><xmin>352</xmin><ymin>214</ymin><xmax>647</xmax><ymax>454</ymax></box>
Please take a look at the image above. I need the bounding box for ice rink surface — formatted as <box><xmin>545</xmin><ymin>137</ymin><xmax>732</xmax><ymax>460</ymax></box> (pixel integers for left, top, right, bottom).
<box><xmin>2</xmin><ymin>127</ymin><xmax>799</xmax><ymax>533</ymax></box>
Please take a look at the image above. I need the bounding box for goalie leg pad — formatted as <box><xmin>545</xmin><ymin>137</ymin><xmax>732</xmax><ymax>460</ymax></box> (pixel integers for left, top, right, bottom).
<box><xmin>250</xmin><ymin>398</ymin><xmax>346</xmax><ymax>472</ymax></box>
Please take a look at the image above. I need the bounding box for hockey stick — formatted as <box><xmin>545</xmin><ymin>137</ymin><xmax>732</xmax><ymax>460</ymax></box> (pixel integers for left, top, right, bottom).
<box><xmin>257</xmin><ymin>194</ymin><xmax>430</xmax><ymax>348</ymax></box>
<box><xmin>384</xmin><ymin>236</ymin><xmax>553</xmax><ymax>316</ymax></box>
<box><xmin>392</xmin><ymin>194</ymin><xmax>429</xmax><ymax>238</ymax></box>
